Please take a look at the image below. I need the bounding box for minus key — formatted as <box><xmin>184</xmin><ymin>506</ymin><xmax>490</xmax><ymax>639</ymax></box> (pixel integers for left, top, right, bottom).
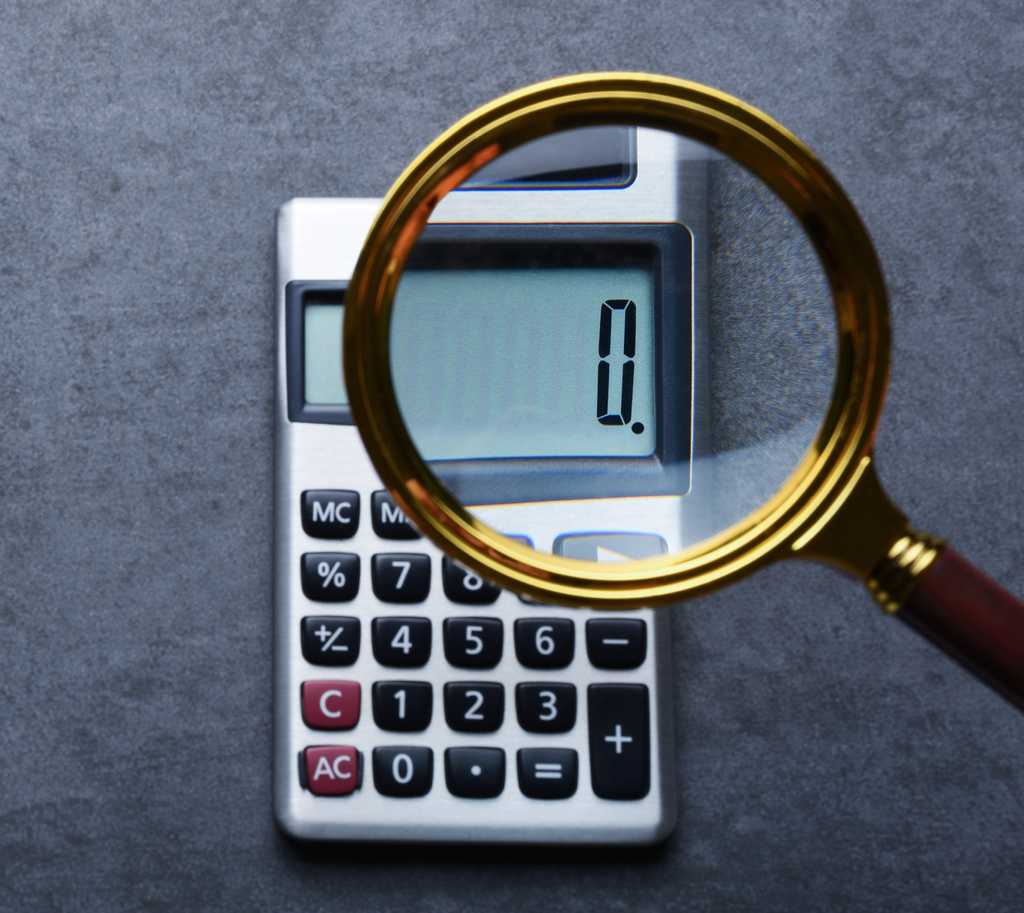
<box><xmin>586</xmin><ymin>618</ymin><xmax>646</xmax><ymax>669</ymax></box>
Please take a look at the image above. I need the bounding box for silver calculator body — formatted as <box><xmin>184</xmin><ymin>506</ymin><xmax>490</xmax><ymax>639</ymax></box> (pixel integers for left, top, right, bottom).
<box><xmin>274</xmin><ymin>129</ymin><xmax>709</xmax><ymax>843</ymax></box>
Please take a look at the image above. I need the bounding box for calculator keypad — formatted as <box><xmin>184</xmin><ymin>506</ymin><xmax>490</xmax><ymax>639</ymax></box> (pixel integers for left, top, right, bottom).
<box><xmin>291</xmin><ymin>487</ymin><xmax>661</xmax><ymax>818</ymax></box>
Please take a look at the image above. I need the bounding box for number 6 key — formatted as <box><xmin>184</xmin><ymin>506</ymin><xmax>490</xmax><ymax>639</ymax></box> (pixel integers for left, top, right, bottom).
<box><xmin>514</xmin><ymin>618</ymin><xmax>574</xmax><ymax>669</ymax></box>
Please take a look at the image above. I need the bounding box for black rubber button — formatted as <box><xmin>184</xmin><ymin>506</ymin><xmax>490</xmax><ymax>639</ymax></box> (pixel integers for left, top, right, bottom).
<box><xmin>373</xmin><ymin>746</ymin><xmax>433</xmax><ymax>797</ymax></box>
<box><xmin>372</xmin><ymin>681</ymin><xmax>433</xmax><ymax>732</ymax></box>
<box><xmin>445</xmin><ymin>747</ymin><xmax>505</xmax><ymax>799</ymax></box>
<box><xmin>586</xmin><ymin>618</ymin><xmax>647</xmax><ymax>669</ymax></box>
<box><xmin>371</xmin><ymin>553</ymin><xmax>431</xmax><ymax>603</ymax></box>
<box><xmin>301</xmin><ymin>616</ymin><xmax>360</xmax><ymax>666</ymax></box>
<box><xmin>443</xmin><ymin>617</ymin><xmax>503</xmax><ymax>669</ymax></box>
<box><xmin>301</xmin><ymin>490</ymin><xmax>359</xmax><ymax>539</ymax></box>
<box><xmin>514</xmin><ymin>617</ymin><xmax>574</xmax><ymax>669</ymax></box>
<box><xmin>444</xmin><ymin>682</ymin><xmax>504</xmax><ymax>733</ymax></box>
<box><xmin>515</xmin><ymin>682</ymin><xmax>576</xmax><ymax>734</ymax></box>
<box><xmin>588</xmin><ymin>684</ymin><xmax>650</xmax><ymax>800</ymax></box>
<box><xmin>517</xmin><ymin>748</ymin><xmax>578</xmax><ymax>799</ymax></box>
<box><xmin>301</xmin><ymin>553</ymin><xmax>360</xmax><ymax>602</ymax></box>
<box><xmin>442</xmin><ymin>557</ymin><xmax>500</xmax><ymax>605</ymax></box>
<box><xmin>371</xmin><ymin>616</ymin><xmax>431</xmax><ymax>668</ymax></box>
<box><xmin>371</xmin><ymin>491</ymin><xmax>421</xmax><ymax>540</ymax></box>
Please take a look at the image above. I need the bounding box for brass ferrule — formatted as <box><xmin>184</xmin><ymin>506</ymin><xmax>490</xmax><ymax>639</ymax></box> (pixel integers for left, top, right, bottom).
<box><xmin>867</xmin><ymin>530</ymin><xmax>945</xmax><ymax>614</ymax></box>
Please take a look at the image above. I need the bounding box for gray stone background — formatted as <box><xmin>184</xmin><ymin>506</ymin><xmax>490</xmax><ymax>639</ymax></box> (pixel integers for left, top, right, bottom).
<box><xmin>1</xmin><ymin>1</ymin><xmax>1021</xmax><ymax>911</ymax></box>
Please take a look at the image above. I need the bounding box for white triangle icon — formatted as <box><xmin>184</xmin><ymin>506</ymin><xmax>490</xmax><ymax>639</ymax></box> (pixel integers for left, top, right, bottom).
<box><xmin>595</xmin><ymin>545</ymin><xmax>632</xmax><ymax>563</ymax></box>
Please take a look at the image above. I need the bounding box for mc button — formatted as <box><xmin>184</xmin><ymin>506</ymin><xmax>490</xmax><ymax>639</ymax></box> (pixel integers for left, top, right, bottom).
<box><xmin>301</xmin><ymin>490</ymin><xmax>359</xmax><ymax>539</ymax></box>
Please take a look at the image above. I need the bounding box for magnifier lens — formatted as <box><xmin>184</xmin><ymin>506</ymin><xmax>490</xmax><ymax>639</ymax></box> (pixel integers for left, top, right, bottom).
<box><xmin>390</xmin><ymin>124</ymin><xmax>835</xmax><ymax>567</ymax></box>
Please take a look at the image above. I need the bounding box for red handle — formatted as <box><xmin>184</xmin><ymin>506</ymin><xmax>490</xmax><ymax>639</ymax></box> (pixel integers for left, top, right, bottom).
<box><xmin>900</xmin><ymin>547</ymin><xmax>1024</xmax><ymax>710</ymax></box>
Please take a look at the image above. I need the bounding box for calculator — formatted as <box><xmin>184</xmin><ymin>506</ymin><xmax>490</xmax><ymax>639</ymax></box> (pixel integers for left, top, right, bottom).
<box><xmin>274</xmin><ymin>129</ymin><xmax>709</xmax><ymax>844</ymax></box>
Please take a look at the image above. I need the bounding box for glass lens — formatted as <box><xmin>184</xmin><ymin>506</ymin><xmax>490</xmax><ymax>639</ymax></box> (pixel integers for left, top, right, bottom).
<box><xmin>388</xmin><ymin>124</ymin><xmax>835</xmax><ymax>569</ymax></box>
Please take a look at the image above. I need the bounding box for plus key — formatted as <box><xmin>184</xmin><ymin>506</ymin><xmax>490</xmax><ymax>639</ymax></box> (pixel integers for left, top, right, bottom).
<box><xmin>587</xmin><ymin>684</ymin><xmax>649</xmax><ymax>800</ymax></box>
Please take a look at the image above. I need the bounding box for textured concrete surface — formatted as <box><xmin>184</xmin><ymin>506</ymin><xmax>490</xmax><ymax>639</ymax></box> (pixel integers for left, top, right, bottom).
<box><xmin>1</xmin><ymin>1</ymin><xmax>1022</xmax><ymax>911</ymax></box>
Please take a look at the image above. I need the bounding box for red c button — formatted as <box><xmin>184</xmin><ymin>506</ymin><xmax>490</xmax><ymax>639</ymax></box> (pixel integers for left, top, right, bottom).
<box><xmin>302</xmin><ymin>680</ymin><xmax>361</xmax><ymax>730</ymax></box>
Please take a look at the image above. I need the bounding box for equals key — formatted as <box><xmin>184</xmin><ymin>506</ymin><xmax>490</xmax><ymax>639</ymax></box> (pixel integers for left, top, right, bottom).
<box><xmin>517</xmin><ymin>749</ymin><xmax>578</xmax><ymax>800</ymax></box>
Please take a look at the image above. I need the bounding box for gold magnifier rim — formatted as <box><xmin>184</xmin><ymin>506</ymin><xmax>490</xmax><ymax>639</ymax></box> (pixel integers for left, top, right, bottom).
<box><xmin>344</xmin><ymin>72</ymin><xmax>889</xmax><ymax>607</ymax></box>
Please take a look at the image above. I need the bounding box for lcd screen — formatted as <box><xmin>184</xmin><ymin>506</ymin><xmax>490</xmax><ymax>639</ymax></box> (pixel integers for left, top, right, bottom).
<box><xmin>391</xmin><ymin>265</ymin><xmax>656</xmax><ymax>460</ymax></box>
<box><xmin>304</xmin><ymin>303</ymin><xmax>346</xmax><ymax>406</ymax></box>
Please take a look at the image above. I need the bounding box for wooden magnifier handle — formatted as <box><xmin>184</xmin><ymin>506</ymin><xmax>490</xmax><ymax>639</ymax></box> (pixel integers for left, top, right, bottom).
<box><xmin>897</xmin><ymin>547</ymin><xmax>1024</xmax><ymax>710</ymax></box>
<box><xmin>810</xmin><ymin>465</ymin><xmax>1024</xmax><ymax>712</ymax></box>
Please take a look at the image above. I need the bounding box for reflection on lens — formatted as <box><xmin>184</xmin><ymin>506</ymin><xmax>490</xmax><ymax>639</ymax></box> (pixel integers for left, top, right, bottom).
<box><xmin>389</xmin><ymin>125</ymin><xmax>835</xmax><ymax>566</ymax></box>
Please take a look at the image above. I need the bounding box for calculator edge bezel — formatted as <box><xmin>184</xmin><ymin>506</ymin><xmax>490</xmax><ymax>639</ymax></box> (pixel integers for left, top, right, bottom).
<box><xmin>273</xmin><ymin>196</ymin><xmax>680</xmax><ymax>845</ymax></box>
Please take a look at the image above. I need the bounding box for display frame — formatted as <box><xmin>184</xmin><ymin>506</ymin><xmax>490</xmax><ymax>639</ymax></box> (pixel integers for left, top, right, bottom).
<box><xmin>285</xmin><ymin>280</ymin><xmax>353</xmax><ymax>425</ymax></box>
<box><xmin>461</xmin><ymin>125</ymin><xmax>637</xmax><ymax>190</ymax></box>
<box><xmin>404</xmin><ymin>222</ymin><xmax>693</xmax><ymax>505</ymax></box>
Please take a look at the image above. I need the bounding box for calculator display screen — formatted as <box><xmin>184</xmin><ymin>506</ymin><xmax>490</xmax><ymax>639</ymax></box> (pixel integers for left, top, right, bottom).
<box><xmin>388</xmin><ymin>227</ymin><xmax>690</xmax><ymax>503</ymax></box>
<box><xmin>294</xmin><ymin>225</ymin><xmax>691</xmax><ymax>503</ymax></box>
<box><xmin>391</xmin><ymin>265</ymin><xmax>656</xmax><ymax>461</ymax></box>
<box><xmin>304</xmin><ymin>303</ymin><xmax>346</xmax><ymax>406</ymax></box>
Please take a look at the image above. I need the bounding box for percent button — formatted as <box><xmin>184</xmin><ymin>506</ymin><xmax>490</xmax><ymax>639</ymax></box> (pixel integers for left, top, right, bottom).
<box><xmin>301</xmin><ymin>552</ymin><xmax>360</xmax><ymax>602</ymax></box>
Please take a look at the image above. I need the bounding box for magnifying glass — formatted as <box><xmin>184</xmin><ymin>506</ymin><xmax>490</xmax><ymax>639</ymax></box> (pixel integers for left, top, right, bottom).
<box><xmin>344</xmin><ymin>74</ymin><xmax>1024</xmax><ymax>710</ymax></box>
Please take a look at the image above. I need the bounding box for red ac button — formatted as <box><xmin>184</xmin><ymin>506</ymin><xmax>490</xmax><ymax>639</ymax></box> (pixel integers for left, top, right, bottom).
<box><xmin>302</xmin><ymin>680</ymin><xmax>361</xmax><ymax>730</ymax></box>
<box><xmin>304</xmin><ymin>746</ymin><xmax>360</xmax><ymax>796</ymax></box>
